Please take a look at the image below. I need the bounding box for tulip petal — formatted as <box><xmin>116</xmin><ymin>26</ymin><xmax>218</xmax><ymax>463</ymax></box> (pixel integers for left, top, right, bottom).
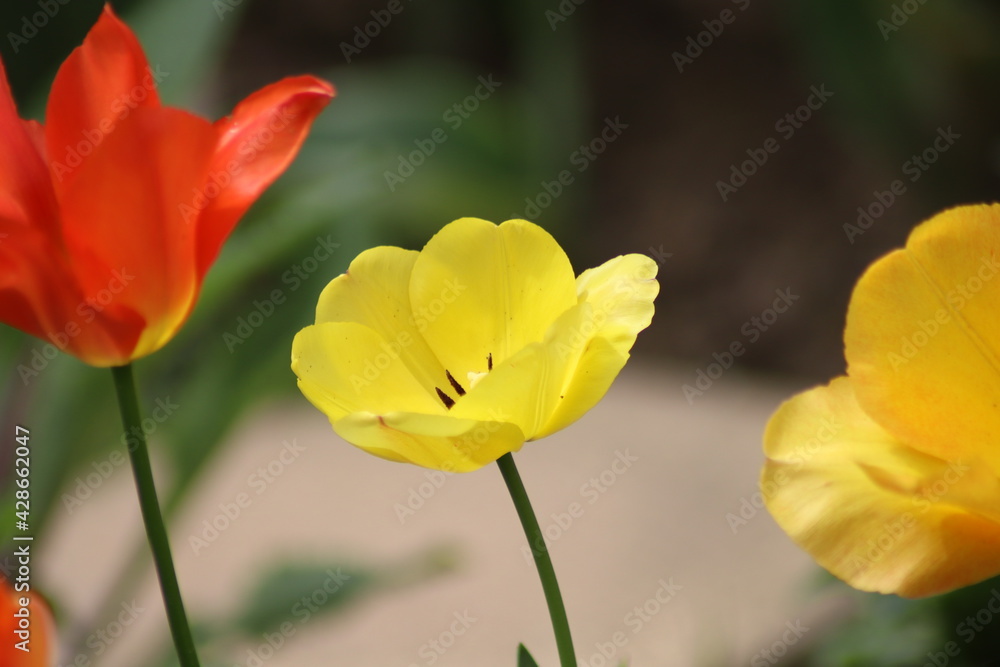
<box><xmin>315</xmin><ymin>246</ymin><xmax>448</xmax><ymax>396</ymax></box>
<box><xmin>58</xmin><ymin>106</ymin><xmax>217</xmax><ymax>364</ymax></box>
<box><xmin>196</xmin><ymin>76</ymin><xmax>334</xmax><ymax>274</ymax></box>
<box><xmin>0</xmin><ymin>243</ymin><xmax>91</xmax><ymax>349</ymax></box>
<box><xmin>575</xmin><ymin>254</ymin><xmax>659</xmax><ymax>349</ymax></box>
<box><xmin>45</xmin><ymin>4</ymin><xmax>160</xmax><ymax>194</ymax></box>
<box><xmin>0</xmin><ymin>60</ymin><xmax>58</xmax><ymax>235</ymax></box>
<box><xmin>535</xmin><ymin>253</ymin><xmax>659</xmax><ymax>438</ymax></box>
<box><xmin>452</xmin><ymin>302</ymin><xmax>596</xmax><ymax>439</ymax></box>
<box><xmin>409</xmin><ymin>218</ymin><xmax>578</xmax><ymax>387</ymax></box>
<box><xmin>845</xmin><ymin>204</ymin><xmax>1000</xmax><ymax>475</ymax></box>
<box><xmin>0</xmin><ymin>59</ymin><xmax>90</xmax><ymax>351</ymax></box>
<box><xmin>332</xmin><ymin>411</ymin><xmax>525</xmax><ymax>472</ymax></box>
<box><xmin>293</xmin><ymin>321</ymin><xmax>444</xmax><ymax>420</ymax></box>
<box><xmin>763</xmin><ymin>377</ymin><xmax>1000</xmax><ymax>598</ymax></box>
<box><xmin>1</xmin><ymin>576</ymin><xmax>55</xmax><ymax>666</ymax></box>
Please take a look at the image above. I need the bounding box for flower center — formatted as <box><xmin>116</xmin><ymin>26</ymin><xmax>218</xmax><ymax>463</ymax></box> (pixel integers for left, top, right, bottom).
<box><xmin>446</xmin><ymin>370</ymin><xmax>466</xmax><ymax>396</ymax></box>
<box><xmin>435</xmin><ymin>354</ymin><xmax>492</xmax><ymax>410</ymax></box>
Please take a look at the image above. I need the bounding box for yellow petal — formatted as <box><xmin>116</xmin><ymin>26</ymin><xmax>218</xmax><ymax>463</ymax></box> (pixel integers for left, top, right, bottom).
<box><xmin>315</xmin><ymin>245</ymin><xmax>448</xmax><ymax>396</ymax></box>
<box><xmin>535</xmin><ymin>253</ymin><xmax>659</xmax><ymax>438</ymax></box>
<box><xmin>763</xmin><ymin>376</ymin><xmax>1000</xmax><ymax>598</ymax></box>
<box><xmin>292</xmin><ymin>321</ymin><xmax>444</xmax><ymax>420</ymax></box>
<box><xmin>845</xmin><ymin>204</ymin><xmax>1000</xmax><ymax>474</ymax></box>
<box><xmin>408</xmin><ymin>217</ymin><xmax>578</xmax><ymax>387</ymax></box>
<box><xmin>332</xmin><ymin>411</ymin><xmax>525</xmax><ymax>472</ymax></box>
<box><xmin>450</xmin><ymin>302</ymin><xmax>596</xmax><ymax>438</ymax></box>
<box><xmin>575</xmin><ymin>253</ymin><xmax>659</xmax><ymax>350</ymax></box>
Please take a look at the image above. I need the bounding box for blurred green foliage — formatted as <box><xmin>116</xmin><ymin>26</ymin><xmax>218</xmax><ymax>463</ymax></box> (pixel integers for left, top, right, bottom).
<box><xmin>785</xmin><ymin>573</ymin><xmax>1000</xmax><ymax>666</ymax></box>
<box><xmin>780</xmin><ymin>0</ymin><xmax>1000</xmax><ymax>205</ymax></box>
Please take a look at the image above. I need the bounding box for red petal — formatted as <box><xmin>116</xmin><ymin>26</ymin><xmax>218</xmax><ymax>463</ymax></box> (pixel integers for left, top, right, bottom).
<box><xmin>0</xmin><ymin>575</ymin><xmax>56</xmax><ymax>666</ymax></box>
<box><xmin>0</xmin><ymin>218</ymin><xmax>87</xmax><ymax>345</ymax></box>
<box><xmin>0</xmin><ymin>57</ymin><xmax>58</xmax><ymax>234</ymax></box>
<box><xmin>45</xmin><ymin>4</ymin><xmax>162</xmax><ymax>196</ymax></box>
<box><xmin>57</xmin><ymin>106</ymin><xmax>217</xmax><ymax>364</ymax></box>
<box><xmin>196</xmin><ymin>76</ymin><xmax>334</xmax><ymax>274</ymax></box>
<box><xmin>0</xmin><ymin>53</ymin><xmax>75</xmax><ymax>351</ymax></box>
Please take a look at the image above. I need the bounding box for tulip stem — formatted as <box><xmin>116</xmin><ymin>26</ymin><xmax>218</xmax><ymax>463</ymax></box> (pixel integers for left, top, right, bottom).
<box><xmin>496</xmin><ymin>452</ymin><xmax>576</xmax><ymax>666</ymax></box>
<box><xmin>111</xmin><ymin>364</ymin><xmax>201</xmax><ymax>666</ymax></box>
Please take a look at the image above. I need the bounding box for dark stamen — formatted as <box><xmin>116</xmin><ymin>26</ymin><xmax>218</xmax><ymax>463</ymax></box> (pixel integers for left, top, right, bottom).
<box><xmin>446</xmin><ymin>370</ymin><xmax>466</xmax><ymax>396</ymax></box>
<box><xmin>435</xmin><ymin>387</ymin><xmax>455</xmax><ymax>409</ymax></box>
<box><xmin>487</xmin><ymin>353</ymin><xmax>493</xmax><ymax>371</ymax></box>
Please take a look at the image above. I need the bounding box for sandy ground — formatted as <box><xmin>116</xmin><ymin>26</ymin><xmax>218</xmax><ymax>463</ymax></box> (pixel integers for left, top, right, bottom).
<box><xmin>40</xmin><ymin>363</ymin><xmax>840</xmax><ymax>667</ymax></box>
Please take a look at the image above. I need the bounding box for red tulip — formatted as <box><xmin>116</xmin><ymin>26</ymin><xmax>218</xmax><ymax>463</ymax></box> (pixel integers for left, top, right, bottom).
<box><xmin>0</xmin><ymin>574</ymin><xmax>55</xmax><ymax>666</ymax></box>
<box><xmin>0</xmin><ymin>4</ymin><xmax>333</xmax><ymax>366</ymax></box>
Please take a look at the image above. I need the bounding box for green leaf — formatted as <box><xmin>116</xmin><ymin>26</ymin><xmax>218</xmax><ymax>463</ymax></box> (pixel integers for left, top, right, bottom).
<box><xmin>234</xmin><ymin>562</ymin><xmax>374</xmax><ymax>637</ymax></box>
<box><xmin>517</xmin><ymin>643</ymin><xmax>540</xmax><ymax>667</ymax></box>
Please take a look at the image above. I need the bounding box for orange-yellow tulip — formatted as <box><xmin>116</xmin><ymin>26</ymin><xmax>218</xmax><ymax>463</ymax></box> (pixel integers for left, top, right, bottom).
<box><xmin>0</xmin><ymin>4</ymin><xmax>333</xmax><ymax>367</ymax></box>
<box><xmin>763</xmin><ymin>204</ymin><xmax>1000</xmax><ymax>597</ymax></box>
<box><xmin>0</xmin><ymin>574</ymin><xmax>55</xmax><ymax>666</ymax></box>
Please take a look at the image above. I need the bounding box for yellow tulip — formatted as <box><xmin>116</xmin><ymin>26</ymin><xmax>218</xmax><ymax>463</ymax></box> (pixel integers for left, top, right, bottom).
<box><xmin>292</xmin><ymin>217</ymin><xmax>658</xmax><ymax>472</ymax></box>
<box><xmin>763</xmin><ymin>203</ymin><xmax>1000</xmax><ymax>598</ymax></box>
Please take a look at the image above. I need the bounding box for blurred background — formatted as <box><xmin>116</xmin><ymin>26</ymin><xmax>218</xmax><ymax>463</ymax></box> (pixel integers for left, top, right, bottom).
<box><xmin>3</xmin><ymin>0</ymin><xmax>1000</xmax><ymax>664</ymax></box>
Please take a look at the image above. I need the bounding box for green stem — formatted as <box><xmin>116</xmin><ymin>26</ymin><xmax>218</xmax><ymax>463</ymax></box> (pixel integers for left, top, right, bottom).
<box><xmin>496</xmin><ymin>452</ymin><xmax>576</xmax><ymax>667</ymax></box>
<box><xmin>111</xmin><ymin>364</ymin><xmax>200</xmax><ymax>666</ymax></box>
